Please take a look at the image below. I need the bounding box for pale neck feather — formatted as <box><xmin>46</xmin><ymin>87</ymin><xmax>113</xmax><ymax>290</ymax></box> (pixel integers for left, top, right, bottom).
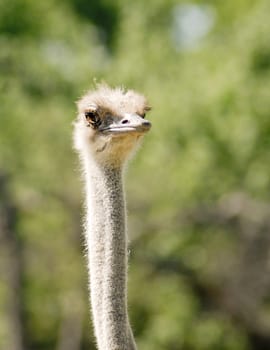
<box><xmin>82</xmin><ymin>151</ymin><xmax>137</xmax><ymax>350</ymax></box>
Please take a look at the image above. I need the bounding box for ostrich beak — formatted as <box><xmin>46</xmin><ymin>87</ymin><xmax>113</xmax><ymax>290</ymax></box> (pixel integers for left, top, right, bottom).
<box><xmin>101</xmin><ymin>113</ymin><xmax>151</xmax><ymax>135</ymax></box>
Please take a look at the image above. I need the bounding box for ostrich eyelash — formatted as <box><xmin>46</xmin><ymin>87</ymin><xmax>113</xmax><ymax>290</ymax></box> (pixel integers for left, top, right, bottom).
<box><xmin>140</xmin><ymin>106</ymin><xmax>151</xmax><ymax>118</ymax></box>
<box><xmin>85</xmin><ymin>111</ymin><xmax>101</xmax><ymax>128</ymax></box>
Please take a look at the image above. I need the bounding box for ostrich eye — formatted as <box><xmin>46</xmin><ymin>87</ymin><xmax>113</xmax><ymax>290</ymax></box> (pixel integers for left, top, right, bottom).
<box><xmin>85</xmin><ymin>111</ymin><xmax>101</xmax><ymax>128</ymax></box>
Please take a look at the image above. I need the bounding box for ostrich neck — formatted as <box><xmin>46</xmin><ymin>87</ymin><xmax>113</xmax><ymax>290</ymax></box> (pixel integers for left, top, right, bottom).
<box><xmin>84</xmin><ymin>157</ymin><xmax>137</xmax><ymax>350</ymax></box>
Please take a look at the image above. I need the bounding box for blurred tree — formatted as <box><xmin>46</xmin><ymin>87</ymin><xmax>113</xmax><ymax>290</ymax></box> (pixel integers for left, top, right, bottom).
<box><xmin>1</xmin><ymin>0</ymin><xmax>270</xmax><ymax>349</ymax></box>
<box><xmin>64</xmin><ymin>0</ymin><xmax>120</xmax><ymax>50</ymax></box>
<box><xmin>0</xmin><ymin>173</ymin><xmax>26</xmax><ymax>350</ymax></box>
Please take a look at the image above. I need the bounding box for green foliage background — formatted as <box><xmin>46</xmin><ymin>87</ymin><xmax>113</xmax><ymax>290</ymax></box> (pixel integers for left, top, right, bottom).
<box><xmin>1</xmin><ymin>0</ymin><xmax>270</xmax><ymax>349</ymax></box>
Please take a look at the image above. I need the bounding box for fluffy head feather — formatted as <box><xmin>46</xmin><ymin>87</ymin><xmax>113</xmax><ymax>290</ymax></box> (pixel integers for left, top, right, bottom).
<box><xmin>77</xmin><ymin>83</ymin><xmax>151</xmax><ymax>119</ymax></box>
<box><xmin>73</xmin><ymin>83</ymin><xmax>151</xmax><ymax>168</ymax></box>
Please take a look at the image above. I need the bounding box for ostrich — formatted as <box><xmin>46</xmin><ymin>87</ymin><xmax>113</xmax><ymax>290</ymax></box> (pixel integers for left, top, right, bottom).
<box><xmin>73</xmin><ymin>84</ymin><xmax>151</xmax><ymax>350</ymax></box>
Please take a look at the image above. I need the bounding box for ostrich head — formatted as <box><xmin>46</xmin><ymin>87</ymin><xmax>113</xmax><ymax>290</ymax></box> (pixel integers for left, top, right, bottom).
<box><xmin>73</xmin><ymin>84</ymin><xmax>151</xmax><ymax>167</ymax></box>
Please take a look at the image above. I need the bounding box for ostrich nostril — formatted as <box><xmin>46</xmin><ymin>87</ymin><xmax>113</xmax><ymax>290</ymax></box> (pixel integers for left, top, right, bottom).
<box><xmin>121</xmin><ymin>119</ymin><xmax>129</xmax><ymax>124</ymax></box>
